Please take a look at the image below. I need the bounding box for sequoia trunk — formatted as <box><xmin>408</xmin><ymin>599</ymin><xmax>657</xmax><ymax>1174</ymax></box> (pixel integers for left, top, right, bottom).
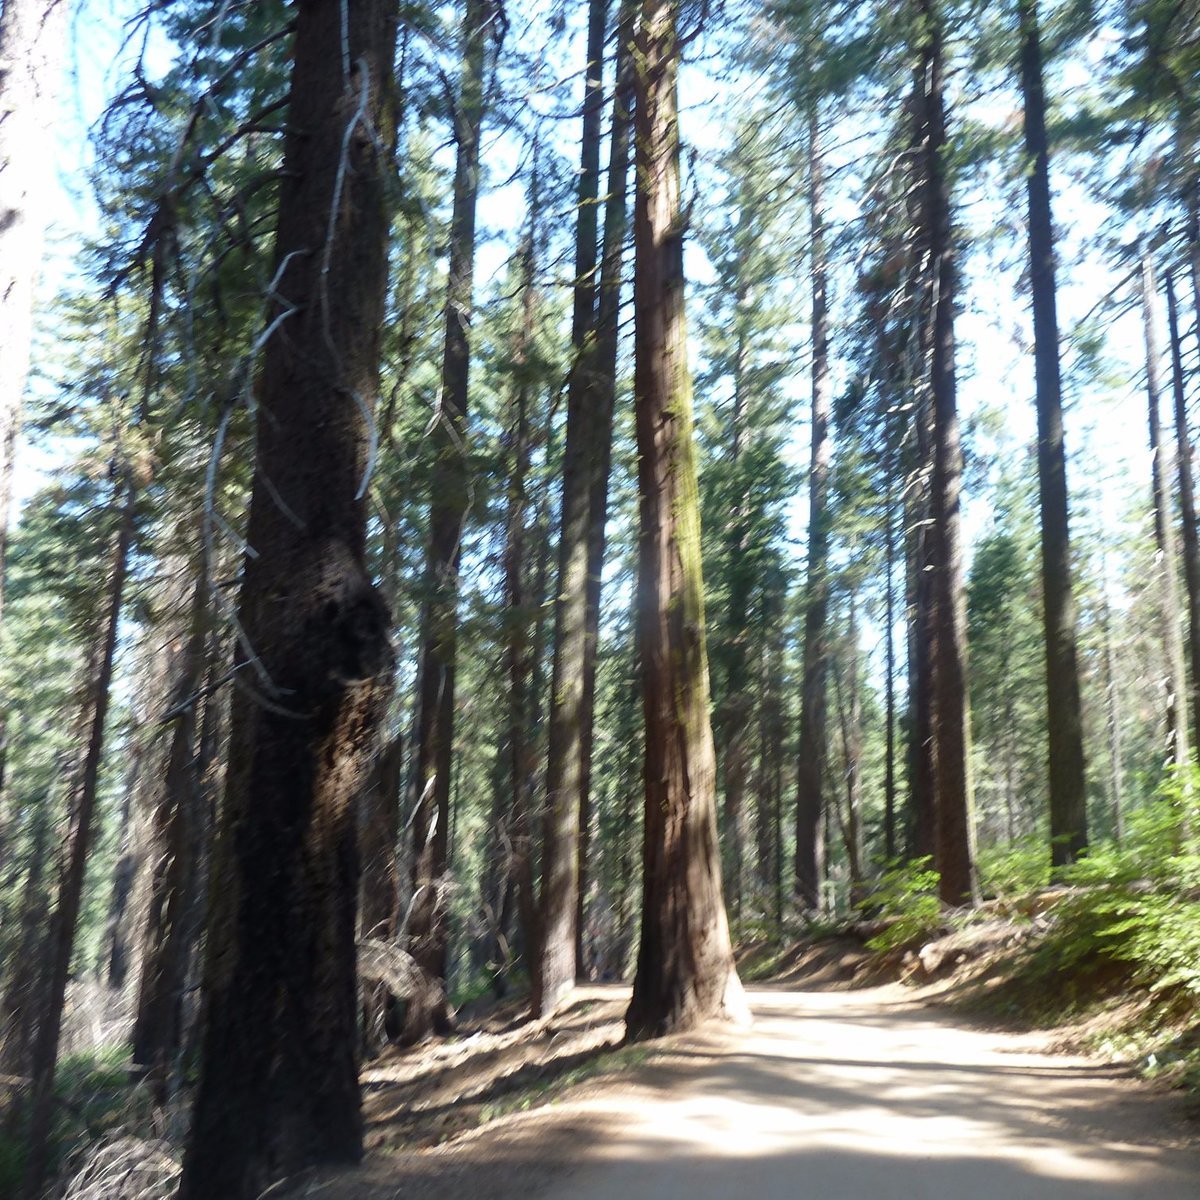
<box><xmin>178</xmin><ymin>3</ymin><xmax>397</xmax><ymax>1195</ymax></box>
<box><xmin>624</xmin><ymin>0</ymin><xmax>746</xmax><ymax>1041</ymax></box>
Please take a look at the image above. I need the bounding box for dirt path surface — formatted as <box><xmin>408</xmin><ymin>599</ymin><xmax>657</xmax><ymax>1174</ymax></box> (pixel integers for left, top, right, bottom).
<box><xmin>300</xmin><ymin>984</ymin><xmax>1199</xmax><ymax>1200</ymax></box>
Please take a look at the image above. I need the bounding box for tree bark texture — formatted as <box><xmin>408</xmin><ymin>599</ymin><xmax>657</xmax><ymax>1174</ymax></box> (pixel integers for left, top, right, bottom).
<box><xmin>575</xmin><ymin>7</ymin><xmax>633</xmax><ymax>980</ymax></box>
<box><xmin>1166</xmin><ymin>271</ymin><xmax>1200</xmax><ymax>753</ymax></box>
<box><xmin>406</xmin><ymin>0</ymin><xmax>491</xmax><ymax>1039</ymax></box>
<box><xmin>624</xmin><ymin>0</ymin><xmax>746</xmax><ymax>1041</ymax></box>
<box><xmin>131</xmin><ymin>564</ymin><xmax>212</xmax><ymax>1101</ymax></box>
<box><xmin>1141</xmin><ymin>255</ymin><xmax>1190</xmax><ymax>776</ymax></box>
<box><xmin>795</xmin><ymin>104</ymin><xmax>832</xmax><ymax>911</ymax></box>
<box><xmin>178</xmin><ymin>3</ymin><xmax>397</xmax><ymax>1195</ymax></box>
<box><xmin>494</xmin><ymin>228</ymin><xmax>538</xmax><ymax>998</ymax></box>
<box><xmin>1018</xmin><ymin>0</ymin><xmax>1088</xmax><ymax>866</ymax></box>
<box><xmin>913</xmin><ymin>0</ymin><xmax>976</xmax><ymax>905</ymax></box>
<box><xmin>534</xmin><ymin>0</ymin><xmax>621</xmax><ymax>1016</ymax></box>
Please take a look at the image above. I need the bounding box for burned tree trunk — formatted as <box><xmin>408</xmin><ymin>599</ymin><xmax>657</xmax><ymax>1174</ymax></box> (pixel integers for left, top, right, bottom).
<box><xmin>177</xmin><ymin>2</ymin><xmax>398</xmax><ymax>1196</ymax></box>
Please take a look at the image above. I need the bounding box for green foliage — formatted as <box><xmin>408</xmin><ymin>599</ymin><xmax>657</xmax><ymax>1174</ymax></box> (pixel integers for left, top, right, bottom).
<box><xmin>1041</xmin><ymin>787</ymin><xmax>1200</xmax><ymax>1000</ymax></box>
<box><xmin>0</xmin><ymin>1131</ymin><xmax>26</xmax><ymax>1199</ymax></box>
<box><xmin>859</xmin><ymin>858</ymin><xmax>943</xmax><ymax>951</ymax></box>
<box><xmin>976</xmin><ymin>837</ymin><xmax>1052</xmax><ymax>898</ymax></box>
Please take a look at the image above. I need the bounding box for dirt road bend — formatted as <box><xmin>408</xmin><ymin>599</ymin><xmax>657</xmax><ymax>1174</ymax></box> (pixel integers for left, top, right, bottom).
<box><xmin>317</xmin><ymin>984</ymin><xmax>1200</xmax><ymax>1200</ymax></box>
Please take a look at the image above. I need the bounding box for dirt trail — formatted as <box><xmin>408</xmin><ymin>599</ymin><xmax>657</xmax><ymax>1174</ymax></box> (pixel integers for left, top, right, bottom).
<box><xmin>303</xmin><ymin>984</ymin><xmax>1199</xmax><ymax>1200</ymax></box>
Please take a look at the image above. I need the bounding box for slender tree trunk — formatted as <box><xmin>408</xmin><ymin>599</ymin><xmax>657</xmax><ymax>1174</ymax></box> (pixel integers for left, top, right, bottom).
<box><xmin>130</xmin><ymin>564</ymin><xmax>211</xmax><ymax>1099</ymax></box>
<box><xmin>795</xmin><ymin>103</ymin><xmax>832</xmax><ymax>911</ymax></box>
<box><xmin>1099</xmin><ymin>555</ymin><xmax>1125</xmax><ymax>841</ymax></box>
<box><xmin>1018</xmin><ymin>0</ymin><xmax>1088</xmax><ymax>866</ymax></box>
<box><xmin>914</xmin><ymin>0</ymin><xmax>976</xmax><ymax>905</ymax></box>
<box><xmin>534</xmin><ymin>0</ymin><xmax>608</xmax><ymax>1014</ymax></box>
<box><xmin>833</xmin><ymin>606</ymin><xmax>865</xmax><ymax>898</ymax></box>
<box><xmin>492</xmin><ymin>223</ymin><xmax>538</xmax><ymax>997</ymax></box>
<box><xmin>1140</xmin><ymin>255</ymin><xmax>1190</xmax><ymax>776</ymax></box>
<box><xmin>575</xmin><ymin>14</ymin><xmax>634</xmax><ymax>981</ymax></box>
<box><xmin>884</xmin><ymin>466</ymin><xmax>898</xmax><ymax>861</ymax></box>
<box><xmin>178</xmin><ymin>3</ymin><xmax>398</xmax><ymax>1194</ymax></box>
<box><xmin>406</xmin><ymin>0</ymin><xmax>491</xmax><ymax>1040</ymax></box>
<box><xmin>1166</xmin><ymin>271</ymin><xmax>1200</xmax><ymax>749</ymax></box>
<box><xmin>100</xmin><ymin>740</ymin><xmax>148</xmax><ymax>990</ymax></box>
<box><xmin>721</xmin><ymin>317</ymin><xmax>753</xmax><ymax>925</ymax></box>
<box><xmin>21</xmin><ymin>482</ymin><xmax>136</xmax><ymax>1199</ymax></box>
<box><xmin>624</xmin><ymin>0</ymin><xmax>746</xmax><ymax>1041</ymax></box>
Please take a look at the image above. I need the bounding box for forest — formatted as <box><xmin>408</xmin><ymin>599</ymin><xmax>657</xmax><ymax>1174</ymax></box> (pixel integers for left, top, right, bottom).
<box><xmin>0</xmin><ymin>0</ymin><xmax>1199</xmax><ymax>1196</ymax></box>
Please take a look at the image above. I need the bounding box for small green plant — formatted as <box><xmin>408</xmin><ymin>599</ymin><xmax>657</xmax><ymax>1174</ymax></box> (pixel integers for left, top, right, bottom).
<box><xmin>976</xmin><ymin>837</ymin><xmax>1051</xmax><ymax>899</ymax></box>
<box><xmin>858</xmin><ymin>857</ymin><xmax>943</xmax><ymax>952</ymax></box>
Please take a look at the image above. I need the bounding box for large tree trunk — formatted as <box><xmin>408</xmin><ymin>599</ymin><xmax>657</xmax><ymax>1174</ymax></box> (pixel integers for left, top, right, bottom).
<box><xmin>795</xmin><ymin>103</ymin><xmax>832</xmax><ymax>911</ymax></box>
<box><xmin>21</xmin><ymin>482</ymin><xmax>136</xmax><ymax>1199</ymax></box>
<box><xmin>624</xmin><ymin>0</ymin><xmax>746</xmax><ymax>1041</ymax></box>
<box><xmin>914</xmin><ymin>0</ymin><xmax>976</xmax><ymax>906</ymax></box>
<box><xmin>406</xmin><ymin>0</ymin><xmax>491</xmax><ymax>1040</ymax></box>
<box><xmin>1140</xmin><ymin>255</ymin><xmax>1190</xmax><ymax>775</ymax></box>
<box><xmin>177</xmin><ymin>3</ymin><xmax>398</xmax><ymax>1196</ymax></box>
<box><xmin>0</xmin><ymin>0</ymin><xmax>68</xmax><ymax>624</ymax></box>
<box><xmin>907</xmin><ymin>375</ymin><xmax>936</xmax><ymax>861</ymax></box>
<box><xmin>1166</xmin><ymin>271</ymin><xmax>1200</xmax><ymax>750</ymax></box>
<box><xmin>1018</xmin><ymin>0</ymin><xmax>1088</xmax><ymax>867</ymax></box>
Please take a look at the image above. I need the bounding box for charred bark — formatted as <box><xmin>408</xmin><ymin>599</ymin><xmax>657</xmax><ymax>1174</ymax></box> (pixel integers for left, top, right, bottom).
<box><xmin>177</xmin><ymin>3</ymin><xmax>398</xmax><ymax>1195</ymax></box>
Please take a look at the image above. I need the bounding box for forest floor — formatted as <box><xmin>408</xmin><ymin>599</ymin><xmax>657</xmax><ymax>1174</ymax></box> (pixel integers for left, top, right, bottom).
<box><xmin>287</xmin><ymin>937</ymin><xmax>1200</xmax><ymax>1200</ymax></box>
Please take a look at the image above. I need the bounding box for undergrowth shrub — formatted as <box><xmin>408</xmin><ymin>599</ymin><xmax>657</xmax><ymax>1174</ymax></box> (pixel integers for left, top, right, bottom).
<box><xmin>1044</xmin><ymin>791</ymin><xmax>1200</xmax><ymax>1004</ymax></box>
<box><xmin>857</xmin><ymin>858</ymin><xmax>943</xmax><ymax>952</ymax></box>
<box><xmin>976</xmin><ymin>837</ymin><xmax>1051</xmax><ymax>899</ymax></box>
